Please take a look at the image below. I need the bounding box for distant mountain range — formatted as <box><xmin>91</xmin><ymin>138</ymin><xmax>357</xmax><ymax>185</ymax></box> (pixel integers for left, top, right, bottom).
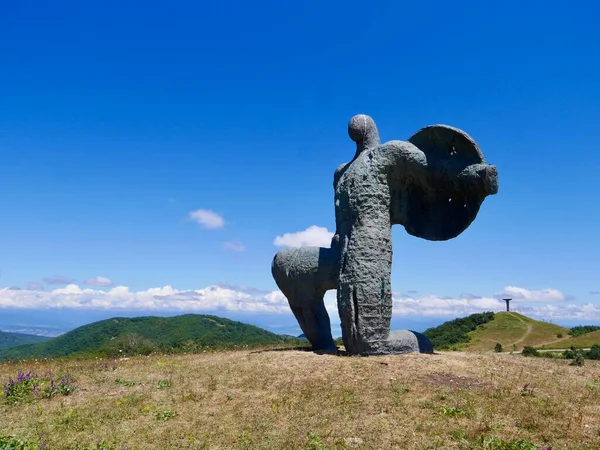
<box><xmin>0</xmin><ymin>330</ymin><xmax>51</xmax><ymax>351</ymax></box>
<box><xmin>2</xmin><ymin>311</ymin><xmax>599</xmax><ymax>362</ymax></box>
<box><xmin>0</xmin><ymin>314</ymin><xmax>305</xmax><ymax>361</ymax></box>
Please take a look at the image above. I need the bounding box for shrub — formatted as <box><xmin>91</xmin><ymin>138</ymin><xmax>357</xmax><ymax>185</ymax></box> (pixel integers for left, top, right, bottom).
<box><xmin>156</xmin><ymin>379</ymin><xmax>172</xmax><ymax>389</ymax></box>
<box><xmin>494</xmin><ymin>343</ymin><xmax>503</xmax><ymax>353</ymax></box>
<box><xmin>563</xmin><ymin>346</ymin><xmax>585</xmax><ymax>360</ymax></box>
<box><xmin>556</xmin><ymin>333</ymin><xmax>563</xmax><ymax>338</ymax></box>
<box><xmin>154</xmin><ymin>410</ymin><xmax>177</xmax><ymax>421</ymax></box>
<box><xmin>306</xmin><ymin>433</ymin><xmax>331</xmax><ymax>450</ymax></box>
<box><xmin>103</xmin><ymin>333</ymin><xmax>156</xmax><ymax>357</ymax></box>
<box><xmin>481</xmin><ymin>436</ymin><xmax>544</xmax><ymax>449</ymax></box>
<box><xmin>587</xmin><ymin>344</ymin><xmax>600</xmax><ymax>360</ymax></box>
<box><xmin>0</xmin><ymin>436</ymin><xmax>40</xmax><ymax>450</ymax></box>
<box><xmin>570</xmin><ymin>355</ymin><xmax>585</xmax><ymax>366</ymax></box>
<box><xmin>521</xmin><ymin>346</ymin><xmax>539</xmax><ymax>357</ymax></box>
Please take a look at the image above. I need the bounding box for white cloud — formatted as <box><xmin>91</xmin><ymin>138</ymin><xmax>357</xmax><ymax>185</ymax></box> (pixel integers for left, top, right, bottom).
<box><xmin>84</xmin><ymin>276</ymin><xmax>113</xmax><ymax>287</ymax></box>
<box><xmin>494</xmin><ymin>286</ymin><xmax>568</xmax><ymax>303</ymax></box>
<box><xmin>520</xmin><ymin>303</ymin><xmax>600</xmax><ymax>321</ymax></box>
<box><xmin>189</xmin><ymin>209</ymin><xmax>225</xmax><ymax>229</ymax></box>
<box><xmin>222</xmin><ymin>241</ymin><xmax>245</xmax><ymax>252</ymax></box>
<box><xmin>389</xmin><ymin>294</ymin><xmax>504</xmax><ymax>317</ymax></box>
<box><xmin>1</xmin><ymin>283</ymin><xmax>593</xmax><ymax>320</ymax></box>
<box><xmin>0</xmin><ymin>284</ymin><xmax>289</xmax><ymax>314</ymax></box>
<box><xmin>274</xmin><ymin>225</ymin><xmax>334</xmax><ymax>248</ymax></box>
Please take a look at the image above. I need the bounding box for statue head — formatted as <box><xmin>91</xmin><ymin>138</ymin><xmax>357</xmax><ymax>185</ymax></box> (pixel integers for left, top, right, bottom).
<box><xmin>348</xmin><ymin>114</ymin><xmax>380</xmax><ymax>154</ymax></box>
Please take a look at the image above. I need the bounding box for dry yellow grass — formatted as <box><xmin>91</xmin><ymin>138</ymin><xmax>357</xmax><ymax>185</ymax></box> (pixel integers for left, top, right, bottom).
<box><xmin>1</xmin><ymin>348</ymin><xmax>600</xmax><ymax>449</ymax></box>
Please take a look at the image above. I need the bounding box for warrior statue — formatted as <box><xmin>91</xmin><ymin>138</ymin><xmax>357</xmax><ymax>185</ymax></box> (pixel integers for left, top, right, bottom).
<box><xmin>272</xmin><ymin>115</ymin><xmax>498</xmax><ymax>355</ymax></box>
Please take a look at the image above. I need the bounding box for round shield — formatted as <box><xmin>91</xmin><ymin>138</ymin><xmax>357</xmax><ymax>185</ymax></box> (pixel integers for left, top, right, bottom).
<box><xmin>408</xmin><ymin>124</ymin><xmax>485</xmax><ymax>166</ymax></box>
<box><xmin>390</xmin><ymin>125</ymin><xmax>493</xmax><ymax>241</ymax></box>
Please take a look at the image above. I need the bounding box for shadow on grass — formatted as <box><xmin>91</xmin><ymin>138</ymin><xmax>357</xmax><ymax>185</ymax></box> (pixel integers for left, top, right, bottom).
<box><xmin>251</xmin><ymin>346</ymin><xmax>441</xmax><ymax>357</ymax></box>
<box><xmin>250</xmin><ymin>346</ymin><xmax>315</xmax><ymax>354</ymax></box>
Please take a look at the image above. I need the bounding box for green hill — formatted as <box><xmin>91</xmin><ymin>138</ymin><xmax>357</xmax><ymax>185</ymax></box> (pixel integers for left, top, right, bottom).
<box><xmin>0</xmin><ymin>330</ymin><xmax>51</xmax><ymax>350</ymax></box>
<box><xmin>464</xmin><ymin>312</ymin><xmax>570</xmax><ymax>351</ymax></box>
<box><xmin>423</xmin><ymin>312</ymin><xmax>495</xmax><ymax>350</ymax></box>
<box><xmin>423</xmin><ymin>312</ymin><xmax>572</xmax><ymax>351</ymax></box>
<box><xmin>568</xmin><ymin>325</ymin><xmax>600</xmax><ymax>337</ymax></box>
<box><xmin>0</xmin><ymin>314</ymin><xmax>303</xmax><ymax>361</ymax></box>
<box><xmin>540</xmin><ymin>329</ymin><xmax>600</xmax><ymax>349</ymax></box>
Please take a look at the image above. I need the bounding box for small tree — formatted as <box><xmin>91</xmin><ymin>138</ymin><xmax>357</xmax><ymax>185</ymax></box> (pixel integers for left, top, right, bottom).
<box><xmin>587</xmin><ymin>344</ymin><xmax>600</xmax><ymax>360</ymax></box>
<box><xmin>521</xmin><ymin>346</ymin><xmax>539</xmax><ymax>357</ymax></box>
<box><xmin>494</xmin><ymin>343</ymin><xmax>503</xmax><ymax>353</ymax></box>
<box><xmin>563</xmin><ymin>346</ymin><xmax>585</xmax><ymax>360</ymax></box>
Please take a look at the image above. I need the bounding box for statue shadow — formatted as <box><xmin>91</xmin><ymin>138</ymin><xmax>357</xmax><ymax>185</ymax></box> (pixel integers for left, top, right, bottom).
<box><xmin>249</xmin><ymin>346</ymin><xmax>341</xmax><ymax>356</ymax></box>
<box><xmin>250</xmin><ymin>346</ymin><xmax>441</xmax><ymax>357</ymax></box>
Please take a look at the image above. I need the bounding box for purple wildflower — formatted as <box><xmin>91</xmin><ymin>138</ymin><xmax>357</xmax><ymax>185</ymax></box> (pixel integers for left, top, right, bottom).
<box><xmin>17</xmin><ymin>370</ymin><xmax>33</xmax><ymax>382</ymax></box>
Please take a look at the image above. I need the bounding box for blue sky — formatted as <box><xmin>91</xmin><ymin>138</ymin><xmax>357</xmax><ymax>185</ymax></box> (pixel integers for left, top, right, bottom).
<box><xmin>1</xmin><ymin>0</ymin><xmax>599</xmax><ymax>337</ymax></box>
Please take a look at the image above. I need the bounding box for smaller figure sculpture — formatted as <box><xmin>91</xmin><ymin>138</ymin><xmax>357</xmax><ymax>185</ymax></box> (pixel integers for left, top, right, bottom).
<box><xmin>272</xmin><ymin>115</ymin><xmax>498</xmax><ymax>355</ymax></box>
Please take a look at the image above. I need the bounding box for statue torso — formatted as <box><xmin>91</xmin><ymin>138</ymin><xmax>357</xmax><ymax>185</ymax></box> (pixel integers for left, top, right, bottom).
<box><xmin>334</xmin><ymin>149</ymin><xmax>393</xmax><ymax>281</ymax></box>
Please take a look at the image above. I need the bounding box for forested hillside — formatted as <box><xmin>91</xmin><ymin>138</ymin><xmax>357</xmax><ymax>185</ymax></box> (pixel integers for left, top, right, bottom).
<box><xmin>0</xmin><ymin>314</ymin><xmax>303</xmax><ymax>361</ymax></box>
<box><xmin>423</xmin><ymin>312</ymin><xmax>495</xmax><ymax>349</ymax></box>
<box><xmin>0</xmin><ymin>330</ymin><xmax>50</xmax><ymax>350</ymax></box>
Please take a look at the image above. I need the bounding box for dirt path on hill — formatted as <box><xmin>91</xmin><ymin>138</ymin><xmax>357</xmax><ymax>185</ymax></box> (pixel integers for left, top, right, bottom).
<box><xmin>509</xmin><ymin>313</ymin><xmax>532</xmax><ymax>346</ymax></box>
<box><xmin>535</xmin><ymin>335</ymin><xmax>572</xmax><ymax>347</ymax></box>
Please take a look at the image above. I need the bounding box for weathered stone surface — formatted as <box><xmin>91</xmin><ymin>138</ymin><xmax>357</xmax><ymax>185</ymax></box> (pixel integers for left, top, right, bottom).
<box><xmin>271</xmin><ymin>246</ymin><xmax>338</xmax><ymax>352</ymax></box>
<box><xmin>272</xmin><ymin>114</ymin><xmax>498</xmax><ymax>355</ymax></box>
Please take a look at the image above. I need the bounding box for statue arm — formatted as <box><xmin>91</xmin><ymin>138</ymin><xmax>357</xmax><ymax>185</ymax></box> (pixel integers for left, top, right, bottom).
<box><xmin>455</xmin><ymin>163</ymin><xmax>498</xmax><ymax>196</ymax></box>
<box><xmin>379</xmin><ymin>140</ymin><xmax>429</xmax><ymax>173</ymax></box>
<box><xmin>330</xmin><ymin>163</ymin><xmax>348</xmax><ymax>250</ymax></box>
<box><xmin>333</xmin><ymin>163</ymin><xmax>348</xmax><ymax>188</ymax></box>
<box><xmin>381</xmin><ymin>140</ymin><xmax>497</xmax><ymax>196</ymax></box>
<box><xmin>383</xmin><ymin>134</ymin><xmax>498</xmax><ymax>240</ymax></box>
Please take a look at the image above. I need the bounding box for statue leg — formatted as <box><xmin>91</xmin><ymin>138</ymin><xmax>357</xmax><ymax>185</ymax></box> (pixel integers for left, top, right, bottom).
<box><xmin>272</xmin><ymin>247</ymin><xmax>338</xmax><ymax>352</ymax></box>
<box><xmin>338</xmin><ymin>279</ymin><xmax>392</xmax><ymax>354</ymax></box>
<box><xmin>338</xmin><ymin>224</ymin><xmax>433</xmax><ymax>355</ymax></box>
<box><xmin>291</xmin><ymin>296</ymin><xmax>336</xmax><ymax>352</ymax></box>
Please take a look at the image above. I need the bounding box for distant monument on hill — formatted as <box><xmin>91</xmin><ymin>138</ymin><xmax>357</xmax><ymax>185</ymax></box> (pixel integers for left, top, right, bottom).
<box><xmin>272</xmin><ymin>114</ymin><xmax>499</xmax><ymax>355</ymax></box>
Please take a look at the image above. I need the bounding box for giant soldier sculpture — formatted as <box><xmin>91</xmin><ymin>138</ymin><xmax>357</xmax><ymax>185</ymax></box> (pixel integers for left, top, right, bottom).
<box><xmin>272</xmin><ymin>115</ymin><xmax>498</xmax><ymax>355</ymax></box>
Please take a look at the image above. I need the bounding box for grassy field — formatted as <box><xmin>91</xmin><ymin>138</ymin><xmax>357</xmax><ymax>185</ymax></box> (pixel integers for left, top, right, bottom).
<box><xmin>2</xmin><ymin>347</ymin><xmax>600</xmax><ymax>449</ymax></box>
<box><xmin>465</xmin><ymin>313</ymin><xmax>570</xmax><ymax>352</ymax></box>
<box><xmin>541</xmin><ymin>330</ymin><xmax>600</xmax><ymax>350</ymax></box>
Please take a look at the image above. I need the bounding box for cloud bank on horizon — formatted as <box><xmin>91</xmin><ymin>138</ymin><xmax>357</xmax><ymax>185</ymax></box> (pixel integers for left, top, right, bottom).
<box><xmin>2</xmin><ymin>222</ymin><xmax>598</xmax><ymax>322</ymax></box>
<box><xmin>1</xmin><ymin>282</ymin><xmax>598</xmax><ymax>322</ymax></box>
